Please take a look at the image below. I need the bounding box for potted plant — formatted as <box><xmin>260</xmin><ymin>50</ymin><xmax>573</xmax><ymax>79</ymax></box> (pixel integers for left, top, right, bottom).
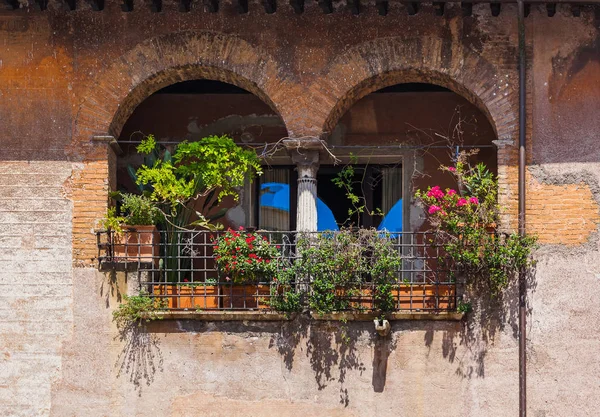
<box><xmin>293</xmin><ymin>229</ymin><xmax>401</xmax><ymax>315</ymax></box>
<box><xmin>101</xmin><ymin>193</ymin><xmax>162</xmax><ymax>264</ymax></box>
<box><xmin>213</xmin><ymin>228</ymin><xmax>280</xmax><ymax>309</ymax></box>
<box><xmin>415</xmin><ymin>151</ymin><xmax>537</xmax><ymax>300</ymax></box>
<box><xmin>177</xmin><ymin>278</ymin><xmax>220</xmax><ymax>310</ymax></box>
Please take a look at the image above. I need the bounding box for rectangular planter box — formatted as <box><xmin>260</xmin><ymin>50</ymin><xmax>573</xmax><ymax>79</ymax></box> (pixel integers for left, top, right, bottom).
<box><xmin>152</xmin><ymin>284</ymin><xmax>219</xmax><ymax>310</ymax></box>
<box><xmin>394</xmin><ymin>284</ymin><xmax>455</xmax><ymax>311</ymax></box>
<box><xmin>334</xmin><ymin>284</ymin><xmax>455</xmax><ymax>312</ymax></box>
<box><xmin>178</xmin><ymin>285</ymin><xmax>219</xmax><ymax>310</ymax></box>
<box><xmin>113</xmin><ymin>225</ymin><xmax>159</xmax><ymax>264</ymax></box>
<box><xmin>221</xmin><ymin>284</ymin><xmax>271</xmax><ymax>310</ymax></box>
<box><xmin>152</xmin><ymin>284</ymin><xmax>178</xmax><ymax>309</ymax></box>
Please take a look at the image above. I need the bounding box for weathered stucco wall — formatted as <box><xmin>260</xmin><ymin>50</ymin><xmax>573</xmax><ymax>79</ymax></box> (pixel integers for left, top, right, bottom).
<box><xmin>0</xmin><ymin>3</ymin><xmax>599</xmax><ymax>416</ymax></box>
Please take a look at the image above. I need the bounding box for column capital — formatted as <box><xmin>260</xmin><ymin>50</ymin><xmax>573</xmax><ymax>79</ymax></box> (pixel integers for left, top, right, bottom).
<box><xmin>282</xmin><ymin>136</ymin><xmax>325</xmax><ymax>152</ymax></box>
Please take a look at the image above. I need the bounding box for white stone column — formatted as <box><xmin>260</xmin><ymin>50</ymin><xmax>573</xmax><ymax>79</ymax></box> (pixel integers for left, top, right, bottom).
<box><xmin>292</xmin><ymin>151</ymin><xmax>320</xmax><ymax>232</ymax></box>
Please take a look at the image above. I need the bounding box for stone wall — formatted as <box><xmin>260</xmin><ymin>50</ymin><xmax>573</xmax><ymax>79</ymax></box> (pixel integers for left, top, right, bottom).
<box><xmin>0</xmin><ymin>3</ymin><xmax>599</xmax><ymax>416</ymax></box>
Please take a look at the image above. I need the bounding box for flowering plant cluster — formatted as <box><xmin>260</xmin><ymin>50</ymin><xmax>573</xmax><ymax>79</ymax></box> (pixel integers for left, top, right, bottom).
<box><xmin>416</xmin><ymin>152</ymin><xmax>536</xmax><ymax>296</ymax></box>
<box><xmin>212</xmin><ymin>228</ymin><xmax>281</xmax><ymax>284</ymax></box>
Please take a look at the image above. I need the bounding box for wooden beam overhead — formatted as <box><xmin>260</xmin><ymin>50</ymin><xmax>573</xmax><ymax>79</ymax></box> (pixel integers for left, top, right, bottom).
<box><xmin>376</xmin><ymin>0</ymin><xmax>388</xmax><ymax>15</ymax></box>
<box><xmin>290</xmin><ymin>0</ymin><xmax>304</xmax><ymax>14</ymax></box>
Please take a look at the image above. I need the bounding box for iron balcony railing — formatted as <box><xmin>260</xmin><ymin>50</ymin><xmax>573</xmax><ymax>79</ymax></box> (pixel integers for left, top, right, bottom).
<box><xmin>96</xmin><ymin>228</ymin><xmax>460</xmax><ymax>313</ymax></box>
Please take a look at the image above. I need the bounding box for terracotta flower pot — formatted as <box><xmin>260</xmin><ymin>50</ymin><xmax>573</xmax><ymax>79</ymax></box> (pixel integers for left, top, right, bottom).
<box><xmin>178</xmin><ymin>285</ymin><xmax>219</xmax><ymax>310</ymax></box>
<box><xmin>335</xmin><ymin>286</ymin><xmax>374</xmax><ymax>310</ymax></box>
<box><xmin>221</xmin><ymin>284</ymin><xmax>271</xmax><ymax>309</ymax></box>
<box><xmin>113</xmin><ymin>225</ymin><xmax>159</xmax><ymax>264</ymax></box>
<box><xmin>393</xmin><ymin>284</ymin><xmax>455</xmax><ymax>311</ymax></box>
<box><xmin>152</xmin><ymin>284</ymin><xmax>179</xmax><ymax>309</ymax></box>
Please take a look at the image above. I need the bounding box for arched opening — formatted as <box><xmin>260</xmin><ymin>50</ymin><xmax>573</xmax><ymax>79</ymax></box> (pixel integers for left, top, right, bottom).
<box><xmin>116</xmin><ymin>79</ymin><xmax>289</xmax><ymax>231</ymax></box>
<box><xmin>318</xmin><ymin>82</ymin><xmax>498</xmax><ymax>232</ymax></box>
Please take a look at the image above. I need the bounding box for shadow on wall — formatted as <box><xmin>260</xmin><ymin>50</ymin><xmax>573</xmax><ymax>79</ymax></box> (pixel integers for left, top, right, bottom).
<box><xmin>115</xmin><ymin>322</ymin><xmax>164</xmax><ymax>396</ymax></box>
<box><xmin>427</xmin><ymin>266</ymin><xmax>538</xmax><ymax>379</ymax></box>
<box><xmin>269</xmin><ymin>317</ymin><xmax>395</xmax><ymax>407</ymax></box>
<box><xmin>112</xmin><ymin>263</ymin><xmax>536</xmax><ymax>403</ymax></box>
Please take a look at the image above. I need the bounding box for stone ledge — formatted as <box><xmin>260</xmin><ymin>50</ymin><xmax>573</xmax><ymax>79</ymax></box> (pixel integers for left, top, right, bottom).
<box><xmin>153</xmin><ymin>311</ymin><xmax>464</xmax><ymax>321</ymax></box>
<box><xmin>154</xmin><ymin>311</ymin><xmax>296</xmax><ymax>321</ymax></box>
<box><xmin>311</xmin><ymin>312</ymin><xmax>465</xmax><ymax>321</ymax></box>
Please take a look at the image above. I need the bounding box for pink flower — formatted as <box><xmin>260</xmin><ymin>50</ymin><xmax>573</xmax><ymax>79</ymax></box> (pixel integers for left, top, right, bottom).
<box><xmin>447</xmin><ymin>189</ymin><xmax>457</xmax><ymax>196</ymax></box>
<box><xmin>225</xmin><ymin>277</ymin><xmax>231</xmax><ymax>282</ymax></box>
<box><xmin>448</xmin><ymin>167</ymin><xmax>456</xmax><ymax>172</ymax></box>
<box><xmin>426</xmin><ymin>186</ymin><xmax>445</xmax><ymax>199</ymax></box>
<box><xmin>469</xmin><ymin>197</ymin><xmax>479</xmax><ymax>205</ymax></box>
<box><xmin>457</xmin><ymin>198</ymin><xmax>468</xmax><ymax>207</ymax></box>
<box><xmin>428</xmin><ymin>205</ymin><xmax>442</xmax><ymax>214</ymax></box>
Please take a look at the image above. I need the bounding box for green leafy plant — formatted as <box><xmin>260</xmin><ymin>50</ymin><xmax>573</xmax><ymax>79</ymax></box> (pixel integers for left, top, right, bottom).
<box><xmin>134</xmin><ymin>134</ymin><xmax>262</xmax><ymax>228</ymax></box>
<box><xmin>112</xmin><ymin>292</ymin><xmax>167</xmax><ymax>328</ymax></box>
<box><xmin>119</xmin><ymin>193</ymin><xmax>163</xmax><ymax>226</ymax></box>
<box><xmin>292</xmin><ymin>229</ymin><xmax>401</xmax><ymax>315</ymax></box>
<box><xmin>457</xmin><ymin>300</ymin><xmax>472</xmax><ymax>313</ymax></box>
<box><xmin>124</xmin><ymin>134</ymin><xmax>263</xmax><ymax>282</ymax></box>
<box><xmin>415</xmin><ymin>151</ymin><xmax>537</xmax><ymax>297</ymax></box>
<box><xmin>100</xmin><ymin>207</ymin><xmax>125</xmax><ymax>234</ymax></box>
<box><xmin>268</xmin><ymin>267</ymin><xmax>303</xmax><ymax>315</ymax></box>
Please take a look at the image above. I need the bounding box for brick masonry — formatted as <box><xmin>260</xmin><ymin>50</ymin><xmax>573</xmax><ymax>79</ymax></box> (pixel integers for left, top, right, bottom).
<box><xmin>0</xmin><ymin>3</ymin><xmax>599</xmax><ymax>416</ymax></box>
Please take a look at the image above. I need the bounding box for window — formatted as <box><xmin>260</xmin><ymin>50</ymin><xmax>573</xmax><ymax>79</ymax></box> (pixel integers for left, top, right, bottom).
<box><xmin>253</xmin><ymin>164</ymin><xmax>403</xmax><ymax>232</ymax></box>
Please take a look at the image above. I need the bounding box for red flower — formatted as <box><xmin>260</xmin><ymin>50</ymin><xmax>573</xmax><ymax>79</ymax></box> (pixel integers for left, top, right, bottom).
<box><xmin>276</xmin><ymin>245</ymin><xmax>281</xmax><ymax>249</ymax></box>
<box><xmin>246</xmin><ymin>259</ymin><xmax>252</xmax><ymax>264</ymax></box>
<box><xmin>249</xmin><ymin>253</ymin><xmax>258</xmax><ymax>259</ymax></box>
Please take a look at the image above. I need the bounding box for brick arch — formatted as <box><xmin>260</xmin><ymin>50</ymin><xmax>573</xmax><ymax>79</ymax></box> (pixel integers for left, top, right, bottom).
<box><xmin>74</xmin><ymin>31</ymin><xmax>287</xmax><ymax>142</ymax></box>
<box><xmin>316</xmin><ymin>37</ymin><xmax>518</xmax><ymax>141</ymax></box>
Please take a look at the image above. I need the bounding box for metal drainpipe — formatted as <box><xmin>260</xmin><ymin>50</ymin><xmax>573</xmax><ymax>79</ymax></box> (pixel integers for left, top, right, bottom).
<box><xmin>517</xmin><ymin>1</ymin><xmax>527</xmax><ymax>416</ymax></box>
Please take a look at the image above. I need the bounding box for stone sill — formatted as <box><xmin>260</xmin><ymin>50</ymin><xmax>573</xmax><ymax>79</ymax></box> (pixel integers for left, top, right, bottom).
<box><xmin>155</xmin><ymin>311</ymin><xmax>296</xmax><ymax>321</ymax></box>
<box><xmin>153</xmin><ymin>311</ymin><xmax>464</xmax><ymax>321</ymax></box>
<box><xmin>312</xmin><ymin>312</ymin><xmax>464</xmax><ymax>321</ymax></box>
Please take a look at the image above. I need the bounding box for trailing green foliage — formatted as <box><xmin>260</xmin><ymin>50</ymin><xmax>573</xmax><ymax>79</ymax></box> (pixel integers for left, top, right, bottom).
<box><xmin>112</xmin><ymin>292</ymin><xmax>167</xmax><ymax>328</ymax></box>
<box><xmin>291</xmin><ymin>229</ymin><xmax>402</xmax><ymax>314</ymax></box>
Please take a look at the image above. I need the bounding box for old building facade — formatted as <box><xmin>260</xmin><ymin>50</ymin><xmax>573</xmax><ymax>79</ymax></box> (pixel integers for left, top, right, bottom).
<box><xmin>1</xmin><ymin>1</ymin><xmax>599</xmax><ymax>415</ymax></box>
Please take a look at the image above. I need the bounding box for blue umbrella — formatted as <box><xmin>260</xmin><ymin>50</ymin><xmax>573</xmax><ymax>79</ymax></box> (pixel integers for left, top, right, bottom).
<box><xmin>260</xmin><ymin>183</ymin><xmax>339</xmax><ymax>231</ymax></box>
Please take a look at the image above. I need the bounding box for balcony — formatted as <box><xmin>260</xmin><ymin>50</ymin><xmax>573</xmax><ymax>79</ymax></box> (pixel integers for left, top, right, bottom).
<box><xmin>96</xmin><ymin>229</ymin><xmax>462</xmax><ymax>319</ymax></box>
